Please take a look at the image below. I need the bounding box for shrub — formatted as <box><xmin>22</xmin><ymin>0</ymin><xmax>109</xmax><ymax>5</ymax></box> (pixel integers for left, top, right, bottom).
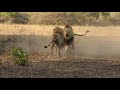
<box><xmin>10</xmin><ymin>46</ymin><xmax>29</xmax><ymax>66</ymax></box>
<box><xmin>10</xmin><ymin>13</ymin><xmax>29</xmax><ymax>24</ymax></box>
<box><xmin>0</xmin><ymin>12</ymin><xmax>29</xmax><ymax>24</ymax></box>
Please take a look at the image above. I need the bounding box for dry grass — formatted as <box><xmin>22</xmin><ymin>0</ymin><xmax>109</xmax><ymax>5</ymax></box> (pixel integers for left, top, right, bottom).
<box><xmin>0</xmin><ymin>24</ymin><xmax>120</xmax><ymax>36</ymax></box>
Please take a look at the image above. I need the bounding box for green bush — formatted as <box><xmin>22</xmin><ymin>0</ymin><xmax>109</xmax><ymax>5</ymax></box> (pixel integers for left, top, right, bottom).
<box><xmin>10</xmin><ymin>46</ymin><xmax>29</xmax><ymax>66</ymax></box>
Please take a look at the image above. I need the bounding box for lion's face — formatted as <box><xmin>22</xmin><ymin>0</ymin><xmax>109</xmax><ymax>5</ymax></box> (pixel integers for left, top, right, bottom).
<box><xmin>63</xmin><ymin>26</ymin><xmax>74</xmax><ymax>39</ymax></box>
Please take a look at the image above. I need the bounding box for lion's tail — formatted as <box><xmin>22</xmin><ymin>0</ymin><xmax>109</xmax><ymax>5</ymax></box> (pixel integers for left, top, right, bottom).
<box><xmin>44</xmin><ymin>40</ymin><xmax>52</xmax><ymax>48</ymax></box>
<box><xmin>74</xmin><ymin>31</ymin><xmax>89</xmax><ymax>36</ymax></box>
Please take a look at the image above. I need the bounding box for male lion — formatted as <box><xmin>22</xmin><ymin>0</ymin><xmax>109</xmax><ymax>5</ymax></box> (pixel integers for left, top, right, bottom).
<box><xmin>63</xmin><ymin>24</ymin><xmax>89</xmax><ymax>56</ymax></box>
<box><xmin>45</xmin><ymin>27</ymin><xmax>64</xmax><ymax>58</ymax></box>
<box><xmin>63</xmin><ymin>25</ymin><xmax>74</xmax><ymax>55</ymax></box>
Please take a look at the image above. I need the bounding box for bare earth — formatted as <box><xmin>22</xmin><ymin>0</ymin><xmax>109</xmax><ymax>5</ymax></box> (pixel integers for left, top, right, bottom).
<box><xmin>0</xmin><ymin>54</ymin><xmax>120</xmax><ymax>78</ymax></box>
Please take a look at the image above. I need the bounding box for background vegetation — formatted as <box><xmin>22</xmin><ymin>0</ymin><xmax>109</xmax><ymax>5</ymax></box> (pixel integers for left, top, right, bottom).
<box><xmin>0</xmin><ymin>12</ymin><xmax>120</xmax><ymax>26</ymax></box>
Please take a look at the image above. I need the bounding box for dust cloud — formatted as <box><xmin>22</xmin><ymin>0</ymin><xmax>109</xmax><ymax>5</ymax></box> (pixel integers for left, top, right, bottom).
<box><xmin>14</xmin><ymin>35</ymin><xmax>120</xmax><ymax>59</ymax></box>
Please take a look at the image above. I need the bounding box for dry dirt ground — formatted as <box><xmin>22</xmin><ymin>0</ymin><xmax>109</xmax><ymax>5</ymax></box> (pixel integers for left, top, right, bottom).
<box><xmin>0</xmin><ymin>54</ymin><xmax>120</xmax><ymax>78</ymax></box>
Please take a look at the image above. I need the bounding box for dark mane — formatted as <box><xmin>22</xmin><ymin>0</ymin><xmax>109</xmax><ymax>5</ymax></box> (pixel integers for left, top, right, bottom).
<box><xmin>53</xmin><ymin>27</ymin><xmax>64</xmax><ymax>37</ymax></box>
<box><xmin>65</xmin><ymin>24</ymin><xmax>72</xmax><ymax>30</ymax></box>
<box><xmin>65</xmin><ymin>24</ymin><xmax>70</xmax><ymax>28</ymax></box>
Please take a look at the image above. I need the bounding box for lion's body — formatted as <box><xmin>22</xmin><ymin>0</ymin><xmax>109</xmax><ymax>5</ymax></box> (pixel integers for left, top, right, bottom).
<box><xmin>63</xmin><ymin>25</ymin><xmax>75</xmax><ymax>56</ymax></box>
<box><xmin>47</xmin><ymin>27</ymin><xmax>64</xmax><ymax>58</ymax></box>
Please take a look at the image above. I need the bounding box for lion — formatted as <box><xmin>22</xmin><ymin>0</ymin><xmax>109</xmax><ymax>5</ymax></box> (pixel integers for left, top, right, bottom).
<box><xmin>45</xmin><ymin>25</ymin><xmax>89</xmax><ymax>58</ymax></box>
<box><xmin>63</xmin><ymin>24</ymin><xmax>89</xmax><ymax>56</ymax></box>
<box><xmin>63</xmin><ymin>25</ymin><xmax>74</xmax><ymax>56</ymax></box>
<box><xmin>45</xmin><ymin>27</ymin><xmax>64</xmax><ymax>58</ymax></box>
